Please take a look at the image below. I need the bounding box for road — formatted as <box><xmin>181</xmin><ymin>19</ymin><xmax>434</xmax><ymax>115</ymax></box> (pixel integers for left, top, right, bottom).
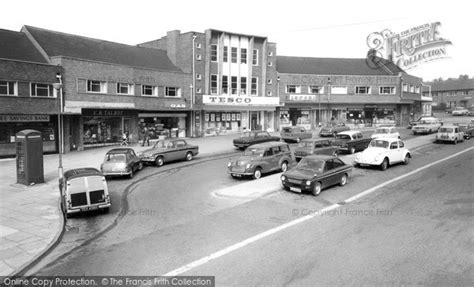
<box><xmin>30</xmin><ymin>131</ymin><xmax>473</xmax><ymax>285</ymax></box>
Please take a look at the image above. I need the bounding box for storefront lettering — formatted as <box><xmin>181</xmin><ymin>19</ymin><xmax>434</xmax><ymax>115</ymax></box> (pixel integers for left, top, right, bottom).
<box><xmin>207</xmin><ymin>96</ymin><xmax>252</xmax><ymax>104</ymax></box>
<box><xmin>288</xmin><ymin>94</ymin><xmax>316</xmax><ymax>101</ymax></box>
<box><xmin>91</xmin><ymin>110</ymin><xmax>124</xmax><ymax>116</ymax></box>
<box><xmin>0</xmin><ymin>115</ymin><xmax>50</xmax><ymax>122</ymax></box>
<box><xmin>170</xmin><ymin>104</ymin><xmax>186</xmax><ymax>108</ymax></box>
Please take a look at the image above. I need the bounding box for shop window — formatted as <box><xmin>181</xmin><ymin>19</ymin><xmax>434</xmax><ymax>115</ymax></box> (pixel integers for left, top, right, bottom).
<box><xmin>211</xmin><ymin>74</ymin><xmax>218</xmax><ymax>94</ymax></box>
<box><xmin>31</xmin><ymin>83</ymin><xmax>54</xmax><ymax>97</ymax></box>
<box><xmin>251</xmin><ymin>77</ymin><xmax>258</xmax><ymax>95</ymax></box>
<box><xmin>309</xmin><ymin>85</ymin><xmax>323</xmax><ymax>94</ymax></box>
<box><xmin>83</xmin><ymin>117</ymin><xmax>122</xmax><ymax>144</ymax></box>
<box><xmin>87</xmin><ymin>80</ymin><xmax>107</xmax><ymax>93</ymax></box>
<box><xmin>252</xmin><ymin>49</ymin><xmax>258</xmax><ymax>66</ymax></box>
<box><xmin>241</xmin><ymin>48</ymin><xmax>247</xmax><ymax>64</ymax></box>
<box><xmin>165</xmin><ymin>87</ymin><xmax>181</xmax><ymax>97</ymax></box>
<box><xmin>379</xmin><ymin>86</ymin><xmax>396</xmax><ymax>95</ymax></box>
<box><xmin>117</xmin><ymin>83</ymin><xmax>133</xmax><ymax>95</ymax></box>
<box><xmin>231</xmin><ymin>47</ymin><xmax>238</xmax><ymax>63</ymax></box>
<box><xmin>210</xmin><ymin>44</ymin><xmax>218</xmax><ymax>62</ymax></box>
<box><xmin>240</xmin><ymin>76</ymin><xmax>247</xmax><ymax>95</ymax></box>
<box><xmin>355</xmin><ymin>86</ymin><xmax>371</xmax><ymax>94</ymax></box>
<box><xmin>142</xmin><ymin>85</ymin><xmax>157</xmax><ymax>96</ymax></box>
<box><xmin>0</xmin><ymin>81</ymin><xmax>17</xmax><ymax>96</ymax></box>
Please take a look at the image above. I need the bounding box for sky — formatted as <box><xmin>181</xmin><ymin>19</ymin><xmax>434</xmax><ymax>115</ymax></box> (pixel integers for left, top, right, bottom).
<box><xmin>1</xmin><ymin>0</ymin><xmax>472</xmax><ymax>82</ymax></box>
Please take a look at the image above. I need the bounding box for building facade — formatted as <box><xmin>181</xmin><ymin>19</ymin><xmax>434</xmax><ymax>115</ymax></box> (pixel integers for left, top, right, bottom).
<box><xmin>422</xmin><ymin>78</ymin><xmax>474</xmax><ymax>111</ymax></box>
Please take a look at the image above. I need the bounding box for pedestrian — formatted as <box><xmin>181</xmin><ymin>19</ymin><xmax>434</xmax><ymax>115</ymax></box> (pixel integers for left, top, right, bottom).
<box><xmin>121</xmin><ymin>131</ymin><xmax>129</xmax><ymax>146</ymax></box>
<box><xmin>142</xmin><ymin>127</ymin><xmax>150</xmax><ymax>146</ymax></box>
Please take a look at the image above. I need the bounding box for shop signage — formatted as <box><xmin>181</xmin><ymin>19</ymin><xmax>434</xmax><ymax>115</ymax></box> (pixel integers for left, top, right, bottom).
<box><xmin>83</xmin><ymin>109</ymin><xmax>131</xmax><ymax>117</ymax></box>
<box><xmin>288</xmin><ymin>94</ymin><xmax>316</xmax><ymax>101</ymax></box>
<box><xmin>169</xmin><ymin>104</ymin><xmax>186</xmax><ymax>108</ymax></box>
<box><xmin>0</xmin><ymin>115</ymin><xmax>50</xmax><ymax>122</ymax></box>
<box><xmin>203</xmin><ymin>95</ymin><xmax>279</xmax><ymax>106</ymax></box>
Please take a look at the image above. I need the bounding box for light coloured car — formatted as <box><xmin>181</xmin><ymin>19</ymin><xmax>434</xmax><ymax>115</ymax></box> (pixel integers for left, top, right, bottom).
<box><xmin>412</xmin><ymin>119</ymin><xmax>442</xmax><ymax>135</ymax></box>
<box><xmin>354</xmin><ymin>138</ymin><xmax>411</xmax><ymax>171</ymax></box>
<box><xmin>101</xmin><ymin>148</ymin><xmax>143</xmax><ymax>178</ymax></box>
<box><xmin>452</xmin><ymin>106</ymin><xmax>469</xmax><ymax>116</ymax></box>
<box><xmin>371</xmin><ymin>126</ymin><xmax>400</xmax><ymax>139</ymax></box>
<box><xmin>140</xmin><ymin>139</ymin><xmax>199</xmax><ymax>167</ymax></box>
<box><xmin>435</xmin><ymin>125</ymin><xmax>465</xmax><ymax>144</ymax></box>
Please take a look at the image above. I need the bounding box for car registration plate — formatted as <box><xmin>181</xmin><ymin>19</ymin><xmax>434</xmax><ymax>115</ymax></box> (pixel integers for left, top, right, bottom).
<box><xmin>290</xmin><ymin>187</ymin><xmax>301</xmax><ymax>193</ymax></box>
<box><xmin>81</xmin><ymin>206</ymin><xmax>99</xmax><ymax>212</ymax></box>
<box><xmin>232</xmin><ymin>173</ymin><xmax>242</xmax><ymax>177</ymax></box>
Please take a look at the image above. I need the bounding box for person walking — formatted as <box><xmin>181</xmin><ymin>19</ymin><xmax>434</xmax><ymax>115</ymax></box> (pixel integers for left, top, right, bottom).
<box><xmin>142</xmin><ymin>127</ymin><xmax>150</xmax><ymax>146</ymax></box>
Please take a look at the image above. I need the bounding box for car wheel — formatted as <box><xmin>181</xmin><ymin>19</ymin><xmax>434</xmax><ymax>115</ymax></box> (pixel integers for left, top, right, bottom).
<box><xmin>137</xmin><ymin>162</ymin><xmax>143</xmax><ymax>171</ymax></box>
<box><xmin>340</xmin><ymin>174</ymin><xmax>348</xmax><ymax>186</ymax></box>
<box><xmin>349</xmin><ymin>146</ymin><xmax>356</xmax><ymax>154</ymax></box>
<box><xmin>155</xmin><ymin>156</ymin><xmax>164</xmax><ymax>167</ymax></box>
<box><xmin>252</xmin><ymin>168</ymin><xmax>262</xmax><ymax>180</ymax></box>
<box><xmin>333</xmin><ymin>150</ymin><xmax>339</xmax><ymax>157</ymax></box>
<box><xmin>380</xmin><ymin>158</ymin><xmax>388</xmax><ymax>171</ymax></box>
<box><xmin>454</xmin><ymin>138</ymin><xmax>458</xmax><ymax>145</ymax></box>
<box><xmin>129</xmin><ymin>169</ymin><xmax>134</xmax><ymax>179</ymax></box>
<box><xmin>403</xmin><ymin>154</ymin><xmax>410</xmax><ymax>165</ymax></box>
<box><xmin>186</xmin><ymin>151</ymin><xmax>193</xmax><ymax>161</ymax></box>
<box><xmin>281</xmin><ymin>161</ymin><xmax>289</xmax><ymax>172</ymax></box>
<box><xmin>102</xmin><ymin>207</ymin><xmax>110</xmax><ymax>214</ymax></box>
<box><xmin>311</xmin><ymin>182</ymin><xmax>322</xmax><ymax>196</ymax></box>
<box><xmin>429</xmin><ymin>129</ymin><xmax>432</xmax><ymax>133</ymax></box>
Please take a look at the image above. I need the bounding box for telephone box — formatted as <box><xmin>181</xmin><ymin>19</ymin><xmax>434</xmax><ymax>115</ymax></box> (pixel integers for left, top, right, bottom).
<box><xmin>16</xmin><ymin>129</ymin><xmax>44</xmax><ymax>185</ymax></box>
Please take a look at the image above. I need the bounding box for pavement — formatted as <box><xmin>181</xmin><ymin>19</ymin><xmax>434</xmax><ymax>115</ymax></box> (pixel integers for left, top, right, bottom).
<box><xmin>0</xmin><ymin>126</ymin><xmax>427</xmax><ymax>276</ymax></box>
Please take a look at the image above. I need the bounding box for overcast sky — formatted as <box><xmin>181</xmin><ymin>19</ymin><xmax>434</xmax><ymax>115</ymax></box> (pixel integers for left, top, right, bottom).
<box><xmin>2</xmin><ymin>0</ymin><xmax>472</xmax><ymax>81</ymax></box>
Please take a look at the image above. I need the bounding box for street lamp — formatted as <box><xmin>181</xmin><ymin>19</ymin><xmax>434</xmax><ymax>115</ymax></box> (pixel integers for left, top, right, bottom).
<box><xmin>53</xmin><ymin>74</ymin><xmax>63</xmax><ymax>179</ymax></box>
<box><xmin>327</xmin><ymin>77</ymin><xmax>331</xmax><ymax>124</ymax></box>
<box><xmin>191</xmin><ymin>33</ymin><xmax>197</xmax><ymax>137</ymax></box>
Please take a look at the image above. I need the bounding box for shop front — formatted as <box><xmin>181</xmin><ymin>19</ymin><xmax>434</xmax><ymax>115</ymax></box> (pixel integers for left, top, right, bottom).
<box><xmin>138</xmin><ymin>112</ymin><xmax>187</xmax><ymax>139</ymax></box>
<box><xmin>0</xmin><ymin>114</ymin><xmax>57</xmax><ymax>157</ymax></box>
<box><xmin>346</xmin><ymin>105</ymin><xmax>397</xmax><ymax>127</ymax></box>
<box><xmin>82</xmin><ymin>109</ymin><xmax>134</xmax><ymax>148</ymax></box>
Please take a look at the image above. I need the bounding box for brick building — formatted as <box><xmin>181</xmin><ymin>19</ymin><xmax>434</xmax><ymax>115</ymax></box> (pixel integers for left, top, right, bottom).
<box><xmin>422</xmin><ymin>78</ymin><xmax>474</xmax><ymax>111</ymax></box>
<box><xmin>0</xmin><ymin>28</ymin><xmax>62</xmax><ymax>157</ymax></box>
<box><xmin>276</xmin><ymin>56</ymin><xmax>428</xmax><ymax>129</ymax></box>
<box><xmin>140</xmin><ymin>29</ymin><xmax>279</xmax><ymax>135</ymax></box>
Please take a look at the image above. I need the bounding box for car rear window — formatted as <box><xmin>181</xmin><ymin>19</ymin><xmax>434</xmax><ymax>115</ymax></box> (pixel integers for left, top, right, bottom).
<box><xmin>106</xmin><ymin>154</ymin><xmax>125</xmax><ymax>162</ymax></box>
<box><xmin>282</xmin><ymin>127</ymin><xmax>292</xmax><ymax>133</ymax></box>
<box><xmin>439</xmin><ymin>128</ymin><xmax>453</xmax><ymax>133</ymax></box>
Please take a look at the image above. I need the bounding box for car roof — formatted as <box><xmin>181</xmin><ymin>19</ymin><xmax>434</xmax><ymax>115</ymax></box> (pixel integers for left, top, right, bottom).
<box><xmin>302</xmin><ymin>138</ymin><xmax>328</xmax><ymax>142</ymax></box>
<box><xmin>248</xmin><ymin>141</ymin><xmax>287</xmax><ymax>148</ymax></box>
<box><xmin>304</xmin><ymin>155</ymin><xmax>335</xmax><ymax>161</ymax></box>
<box><xmin>63</xmin><ymin>168</ymin><xmax>102</xmax><ymax>180</ymax></box>
<box><xmin>338</xmin><ymin>130</ymin><xmax>360</xmax><ymax>135</ymax></box>
<box><xmin>106</xmin><ymin>148</ymin><xmax>133</xmax><ymax>154</ymax></box>
<box><xmin>440</xmin><ymin>125</ymin><xmax>458</xmax><ymax>128</ymax></box>
<box><xmin>371</xmin><ymin>138</ymin><xmax>399</xmax><ymax>143</ymax></box>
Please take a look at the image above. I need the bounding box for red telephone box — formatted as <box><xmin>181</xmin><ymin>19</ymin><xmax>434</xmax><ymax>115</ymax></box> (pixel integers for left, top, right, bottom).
<box><xmin>16</xmin><ymin>129</ymin><xmax>44</xmax><ymax>185</ymax></box>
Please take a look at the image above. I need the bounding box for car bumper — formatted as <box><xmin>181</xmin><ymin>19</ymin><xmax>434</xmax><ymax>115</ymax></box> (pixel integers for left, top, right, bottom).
<box><xmin>101</xmin><ymin>170</ymin><xmax>131</xmax><ymax>176</ymax></box>
<box><xmin>141</xmin><ymin>157</ymin><xmax>156</xmax><ymax>163</ymax></box>
<box><xmin>319</xmin><ymin>132</ymin><xmax>333</xmax><ymax>137</ymax></box>
<box><xmin>66</xmin><ymin>202</ymin><xmax>111</xmax><ymax>214</ymax></box>
<box><xmin>281</xmin><ymin>180</ymin><xmax>312</xmax><ymax>193</ymax></box>
<box><xmin>228</xmin><ymin>166</ymin><xmax>254</xmax><ymax>176</ymax></box>
<box><xmin>354</xmin><ymin>158</ymin><xmax>382</xmax><ymax>166</ymax></box>
<box><xmin>233</xmin><ymin>143</ymin><xmax>249</xmax><ymax>149</ymax></box>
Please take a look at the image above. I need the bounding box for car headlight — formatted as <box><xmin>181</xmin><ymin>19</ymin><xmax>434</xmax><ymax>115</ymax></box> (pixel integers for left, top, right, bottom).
<box><xmin>305</xmin><ymin>180</ymin><xmax>311</xmax><ymax>186</ymax></box>
<box><xmin>227</xmin><ymin>162</ymin><xmax>232</xmax><ymax>167</ymax></box>
<box><xmin>281</xmin><ymin>175</ymin><xmax>286</xmax><ymax>181</ymax></box>
<box><xmin>246</xmin><ymin>163</ymin><xmax>251</xmax><ymax>169</ymax></box>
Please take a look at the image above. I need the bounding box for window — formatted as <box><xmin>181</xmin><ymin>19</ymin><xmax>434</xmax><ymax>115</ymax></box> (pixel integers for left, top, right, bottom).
<box><xmin>211</xmin><ymin>74</ymin><xmax>218</xmax><ymax>94</ymax></box>
<box><xmin>402</xmin><ymin>83</ymin><xmax>408</xmax><ymax>92</ymax></box>
<box><xmin>252</xmin><ymin>49</ymin><xmax>258</xmax><ymax>65</ymax></box>
<box><xmin>240</xmin><ymin>77</ymin><xmax>247</xmax><ymax>95</ymax></box>
<box><xmin>379</xmin><ymin>86</ymin><xmax>396</xmax><ymax>95</ymax></box>
<box><xmin>31</xmin><ymin>83</ymin><xmax>54</xmax><ymax>97</ymax></box>
<box><xmin>251</xmin><ymin>77</ymin><xmax>258</xmax><ymax>95</ymax></box>
<box><xmin>222</xmin><ymin>76</ymin><xmax>228</xmax><ymax>94</ymax></box>
<box><xmin>409</xmin><ymin>85</ymin><xmax>415</xmax><ymax>93</ymax></box>
<box><xmin>0</xmin><ymin>81</ymin><xmax>16</xmax><ymax>95</ymax></box>
<box><xmin>223</xmin><ymin>46</ymin><xmax>228</xmax><ymax>62</ymax></box>
<box><xmin>196</xmin><ymin>43</ymin><xmax>202</xmax><ymax>49</ymax></box>
<box><xmin>268</xmin><ymin>51</ymin><xmax>273</xmax><ymax>56</ymax></box>
<box><xmin>117</xmin><ymin>83</ymin><xmax>133</xmax><ymax>95</ymax></box>
<box><xmin>165</xmin><ymin>87</ymin><xmax>180</xmax><ymax>97</ymax></box>
<box><xmin>286</xmin><ymin>85</ymin><xmax>301</xmax><ymax>93</ymax></box>
<box><xmin>210</xmin><ymin>44</ymin><xmax>218</xmax><ymax>62</ymax></box>
<box><xmin>87</xmin><ymin>80</ymin><xmax>106</xmax><ymax>93</ymax></box>
<box><xmin>196</xmin><ymin>88</ymin><xmax>202</xmax><ymax>93</ymax></box>
<box><xmin>142</xmin><ymin>85</ymin><xmax>157</xmax><ymax>96</ymax></box>
<box><xmin>355</xmin><ymin>86</ymin><xmax>371</xmax><ymax>94</ymax></box>
<box><xmin>196</xmin><ymin>54</ymin><xmax>202</xmax><ymax>60</ymax></box>
<box><xmin>196</xmin><ymin>74</ymin><xmax>202</xmax><ymax>80</ymax></box>
<box><xmin>309</xmin><ymin>86</ymin><xmax>323</xmax><ymax>94</ymax></box>
<box><xmin>267</xmin><ymin>91</ymin><xmax>272</xmax><ymax>96</ymax></box>
<box><xmin>231</xmin><ymin>47</ymin><xmax>238</xmax><ymax>63</ymax></box>
<box><xmin>331</xmin><ymin>86</ymin><xmax>348</xmax><ymax>94</ymax></box>
<box><xmin>415</xmin><ymin>86</ymin><xmax>421</xmax><ymax>93</ymax></box>
<box><xmin>268</xmin><ymin>61</ymin><xmax>273</xmax><ymax>67</ymax></box>
<box><xmin>267</xmin><ymin>79</ymin><xmax>273</xmax><ymax>84</ymax></box>
<box><xmin>231</xmin><ymin>76</ymin><xmax>238</xmax><ymax>94</ymax></box>
<box><xmin>240</xmin><ymin>48</ymin><xmax>247</xmax><ymax>64</ymax></box>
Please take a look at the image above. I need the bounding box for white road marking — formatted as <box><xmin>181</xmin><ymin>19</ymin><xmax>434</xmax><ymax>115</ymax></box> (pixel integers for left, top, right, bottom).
<box><xmin>163</xmin><ymin>146</ymin><xmax>474</xmax><ymax>276</ymax></box>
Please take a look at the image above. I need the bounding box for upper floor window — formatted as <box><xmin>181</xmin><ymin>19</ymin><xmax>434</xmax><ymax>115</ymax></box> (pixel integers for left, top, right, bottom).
<box><xmin>231</xmin><ymin>47</ymin><xmax>238</xmax><ymax>63</ymax></box>
<box><xmin>402</xmin><ymin>83</ymin><xmax>408</xmax><ymax>92</ymax></box>
<box><xmin>142</xmin><ymin>85</ymin><xmax>157</xmax><ymax>96</ymax></box>
<box><xmin>231</xmin><ymin>76</ymin><xmax>238</xmax><ymax>94</ymax></box>
<box><xmin>210</xmin><ymin>74</ymin><xmax>218</xmax><ymax>94</ymax></box>
<box><xmin>196</xmin><ymin>42</ymin><xmax>202</xmax><ymax>49</ymax></box>
<box><xmin>286</xmin><ymin>85</ymin><xmax>301</xmax><ymax>93</ymax></box>
<box><xmin>252</xmin><ymin>49</ymin><xmax>259</xmax><ymax>66</ymax></box>
<box><xmin>240</xmin><ymin>77</ymin><xmax>247</xmax><ymax>95</ymax></box>
<box><xmin>309</xmin><ymin>86</ymin><xmax>323</xmax><ymax>94</ymax></box>
<box><xmin>379</xmin><ymin>86</ymin><xmax>396</xmax><ymax>95</ymax></box>
<box><xmin>87</xmin><ymin>80</ymin><xmax>107</xmax><ymax>93</ymax></box>
<box><xmin>241</xmin><ymin>48</ymin><xmax>247</xmax><ymax>64</ymax></box>
<box><xmin>415</xmin><ymin>86</ymin><xmax>421</xmax><ymax>93</ymax></box>
<box><xmin>331</xmin><ymin>86</ymin><xmax>348</xmax><ymax>94</ymax></box>
<box><xmin>222</xmin><ymin>76</ymin><xmax>228</xmax><ymax>94</ymax></box>
<box><xmin>210</xmin><ymin>44</ymin><xmax>218</xmax><ymax>62</ymax></box>
<box><xmin>0</xmin><ymin>81</ymin><xmax>16</xmax><ymax>96</ymax></box>
<box><xmin>355</xmin><ymin>86</ymin><xmax>371</xmax><ymax>94</ymax></box>
<box><xmin>196</xmin><ymin>54</ymin><xmax>202</xmax><ymax>60</ymax></box>
<box><xmin>31</xmin><ymin>83</ymin><xmax>54</xmax><ymax>97</ymax></box>
<box><xmin>117</xmin><ymin>83</ymin><xmax>133</xmax><ymax>95</ymax></box>
<box><xmin>251</xmin><ymin>77</ymin><xmax>258</xmax><ymax>95</ymax></box>
<box><xmin>165</xmin><ymin>87</ymin><xmax>181</xmax><ymax>97</ymax></box>
<box><xmin>223</xmin><ymin>46</ymin><xmax>228</xmax><ymax>62</ymax></box>
<box><xmin>409</xmin><ymin>85</ymin><xmax>415</xmax><ymax>93</ymax></box>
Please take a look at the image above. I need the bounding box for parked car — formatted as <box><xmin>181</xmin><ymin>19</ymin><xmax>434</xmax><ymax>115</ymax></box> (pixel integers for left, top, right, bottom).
<box><xmin>412</xmin><ymin>118</ymin><xmax>442</xmax><ymax>135</ymax></box>
<box><xmin>408</xmin><ymin>116</ymin><xmax>440</xmax><ymax>129</ymax></box>
<box><xmin>101</xmin><ymin>148</ymin><xmax>143</xmax><ymax>178</ymax></box>
<box><xmin>281</xmin><ymin>155</ymin><xmax>353</xmax><ymax>196</ymax></box>
<box><xmin>60</xmin><ymin>168</ymin><xmax>111</xmax><ymax>218</ymax></box>
<box><xmin>319</xmin><ymin>123</ymin><xmax>350</xmax><ymax>137</ymax></box>
<box><xmin>294</xmin><ymin>139</ymin><xmax>339</xmax><ymax>162</ymax></box>
<box><xmin>227</xmin><ymin>142</ymin><xmax>293</xmax><ymax>179</ymax></box>
<box><xmin>332</xmin><ymin>131</ymin><xmax>372</xmax><ymax>154</ymax></box>
<box><xmin>354</xmin><ymin>138</ymin><xmax>411</xmax><ymax>171</ymax></box>
<box><xmin>452</xmin><ymin>106</ymin><xmax>469</xmax><ymax>116</ymax></box>
<box><xmin>435</xmin><ymin>125</ymin><xmax>465</xmax><ymax>144</ymax></box>
<box><xmin>280</xmin><ymin>126</ymin><xmax>313</xmax><ymax>143</ymax></box>
<box><xmin>371</xmin><ymin>126</ymin><xmax>400</xmax><ymax>139</ymax></box>
<box><xmin>233</xmin><ymin>131</ymin><xmax>280</xmax><ymax>150</ymax></box>
<box><xmin>453</xmin><ymin>123</ymin><xmax>474</xmax><ymax>140</ymax></box>
<box><xmin>140</xmin><ymin>139</ymin><xmax>199</xmax><ymax>166</ymax></box>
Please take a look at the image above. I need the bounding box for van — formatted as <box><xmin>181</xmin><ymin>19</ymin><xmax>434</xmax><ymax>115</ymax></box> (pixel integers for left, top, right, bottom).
<box><xmin>60</xmin><ymin>168</ymin><xmax>111</xmax><ymax>218</ymax></box>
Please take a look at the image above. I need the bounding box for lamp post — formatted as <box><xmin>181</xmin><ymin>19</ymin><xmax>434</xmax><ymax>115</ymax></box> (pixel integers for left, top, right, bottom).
<box><xmin>327</xmin><ymin>77</ymin><xmax>331</xmax><ymax>124</ymax></box>
<box><xmin>53</xmin><ymin>75</ymin><xmax>63</xmax><ymax>179</ymax></box>
<box><xmin>191</xmin><ymin>34</ymin><xmax>197</xmax><ymax>137</ymax></box>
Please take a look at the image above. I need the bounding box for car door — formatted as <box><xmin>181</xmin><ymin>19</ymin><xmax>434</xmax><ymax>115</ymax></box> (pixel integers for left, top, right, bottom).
<box><xmin>174</xmin><ymin>140</ymin><xmax>187</xmax><ymax>160</ymax></box>
<box><xmin>261</xmin><ymin>148</ymin><xmax>275</xmax><ymax>173</ymax></box>
<box><xmin>271</xmin><ymin>146</ymin><xmax>282</xmax><ymax>171</ymax></box>
<box><xmin>165</xmin><ymin>141</ymin><xmax>179</xmax><ymax>161</ymax></box>
<box><xmin>128</xmin><ymin>150</ymin><xmax>139</xmax><ymax>170</ymax></box>
<box><xmin>388</xmin><ymin>141</ymin><xmax>402</xmax><ymax>163</ymax></box>
<box><xmin>354</xmin><ymin>132</ymin><xmax>363</xmax><ymax>151</ymax></box>
<box><xmin>257</xmin><ymin>132</ymin><xmax>270</xmax><ymax>143</ymax></box>
<box><xmin>319</xmin><ymin>140</ymin><xmax>335</xmax><ymax>155</ymax></box>
<box><xmin>322</xmin><ymin>159</ymin><xmax>338</xmax><ymax>187</ymax></box>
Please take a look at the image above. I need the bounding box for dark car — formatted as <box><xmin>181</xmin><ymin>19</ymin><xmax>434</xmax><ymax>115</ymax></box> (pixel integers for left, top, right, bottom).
<box><xmin>60</xmin><ymin>168</ymin><xmax>111</xmax><ymax>218</ymax></box>
<box><xmin>227</xmin><ymin>142</ymin><xmax>293</xmax><ymax>179</ymax></box>
<box><xmin>294</xmin><ymin>139</ymin><xmax>339</xmax><ymax>162</ymax></box>
<box><xmin>453</xmin><ymin>122</ymin><xmax>474</xmax><ymax>140</ymax></box>
<box><xmin>140</xmin><ymin>139</ymin><xmax>199</xmax><ymax>166</ymax></box>
<box><xmin>280</xmin><ymin>126</ymin><xmax>313</xmax><ymax>143</ymax></box>
<box><xmin>100</xmin><ymin>148</ymin><xmax>143</xmax><ymax>178</ymax></box>
<box><xmin>319</xmin><ymin>123</ymin><xmax>350</xmax><ymax>137</ymax></box>
<box><xmin>281</xmin><ymin>155</ymin><xmax>353</xmax><ymax>196</ymax></box>
<box><xmin>233</xmin><ymin>131</ymin><xmax>280</xmax><ymax>150</ymax></box>
<box><xmin>332</xmin><ymin>131</ymin><xmax>372</xmax><ymax>154</ymax></box>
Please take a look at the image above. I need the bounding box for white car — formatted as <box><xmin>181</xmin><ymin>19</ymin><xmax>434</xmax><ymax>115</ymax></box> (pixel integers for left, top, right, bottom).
<box><xmin>452</xmin><ymin>107</ymin><xmax>469</xmax><ymax>116</ymax></box>
<box><xmin>435</xmin><ymin>125</ymin><xmax>465</xmax><ymax>144</ymax></box>
<box><xmin>412</xmin><ymin>119</ymin><xmax>442</xmax><ymax>135</ymax></box>
<box><xmin>354</xmin><ymin>138</ymin><xmax>411</xmax><ymax>171</ymax></box>
<box><xmin>371</xmin><ymin>126</ymin><xmax>400</xmax><ymax>139</ymax></box>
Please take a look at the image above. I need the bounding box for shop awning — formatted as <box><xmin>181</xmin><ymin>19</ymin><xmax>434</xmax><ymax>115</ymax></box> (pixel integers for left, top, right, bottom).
<box><xmin>203</xmin><ymin>105</ymin><xmax>277</xmax><ymax>111</ymax></box>
<box><xmin>138</xmin><ymin>113</ymin><xmax>187</xmax><ymax>118</ymax></box>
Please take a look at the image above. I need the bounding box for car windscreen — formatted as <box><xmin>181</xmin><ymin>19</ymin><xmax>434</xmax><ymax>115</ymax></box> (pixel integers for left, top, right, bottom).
<box><xmin>297</xmin><ymin>158</ymin><xmax>324</xmax><ymax>172</ymax></box>
<box><xmin>282</xmin><ymin>127</ymin><xmax>293</xmax><ymax>133</ymax></box>
<box><xmin>105</xmin><ymin>154</ymin><xmax>125</xmax><ymax>162</ymax></box>
<box><xmin>375</xmin><ymin>128</ymin><xmax>389</xmax><ymax>134</ymax></box>
<box><xmin>241</xmin><ymin>132</ymin><xmax>253</xmax><ymax>138</ymax></box>
<box><xmin>369</xmin><ymin>140</ymin><xmax>389</xmax><ymax>148</ymax></box>
<box><xmin>298</xmin><ymin>141</ymin><xmax>314</xmax><ymax>147</ymax></box>
<box><xmin>439</xmin><ymin>128</ymin><xmax>454</xmax><ymax>133</ymax></box>
<box><xmin>244</xmin><ymin>148</ymin><xmax>265</xmax><ymax>156</ymax></box>
<box><xmin>335</xmin><ymin>134</ymin><xmax>351</xmax><ymax>140</ymax></box>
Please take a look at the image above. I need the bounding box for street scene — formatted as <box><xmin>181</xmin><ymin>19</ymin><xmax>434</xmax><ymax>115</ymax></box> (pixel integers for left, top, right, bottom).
<box><xmin>1</xmin><ymin>0</ymin><xmax>474</xmax><ymax>286</ymax></box>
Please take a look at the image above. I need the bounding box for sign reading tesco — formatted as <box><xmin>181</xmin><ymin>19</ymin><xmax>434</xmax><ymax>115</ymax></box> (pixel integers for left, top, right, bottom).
<box><xmin>203</xmin><ymin>95</ymin><xmax>279</xmax><ymax>106</ymax></box>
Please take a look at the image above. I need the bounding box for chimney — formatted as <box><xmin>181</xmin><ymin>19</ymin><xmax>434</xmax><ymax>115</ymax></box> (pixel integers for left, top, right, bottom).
<box><xmin>166</xmin><ymin>30</ymin><xmax>180</xmax><ymax>66</ymax></box>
